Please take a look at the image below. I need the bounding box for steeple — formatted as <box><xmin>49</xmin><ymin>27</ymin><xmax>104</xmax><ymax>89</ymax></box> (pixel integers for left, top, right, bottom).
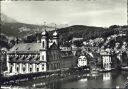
<box><xmin>41</xmin><ymin>22</ymin><xmax>48</xmax><ymax>50</ymax></box>
<box><xmin>52</xmin><ymin>24</ymin><xmax>59</xmax><ymax>46</ymax></box>
<box><xmin>41</xmin><ymin>22</ymin><xmax>48</xmax><ymax>36</ymax></box>
<box><xmin>42</xmin><ymin>30</ymin><xmax>48</xmax><ymax>36</ymax></box>
<box><xmin>53</xmin><ymin>24</ymin><xmax>58</xmax><ymax>37</ymax></box>
<box><xmin>53</xmin><ymin>31</ymin><xmax>58</xmax><ymax>37</ymax></box>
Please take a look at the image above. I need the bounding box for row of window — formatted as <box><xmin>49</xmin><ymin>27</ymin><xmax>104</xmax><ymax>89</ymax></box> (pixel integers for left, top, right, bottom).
<box><xmin>9</xmin><ymin>63</ymin><xmax>45</xmax><ymax>73</ymax></box>
<box><xmin>103</xmin><ymin>59</ymin><xmax>111</xmax><ymax>63</ymax></box>
<box><xmin>78</xmin><ymin>59</ymin><xmax>87</xmax><ymax>61</ymax></box>
<box><xmin>104</xmin><ymin>63</ymin><xmax>111</xmax><ymax>68</ymax></box>
<box><xmin>9</xmin><ymin>54</ymin><xmax>40</xmax><ymax>57</ymax></box>
<box><xmin>9</xmin><ymin>55</ymin><xmax>40</xmax><ymax>61</ymax></box>
<box><xmin>50</xmin><ymin>63</ymin><xmax>60</xmax><ymax>70</ymax></box>
<box><xmin>51</xmin><ymin>51</ymin><xmax>60</xmax><ymax>60</ymax></box>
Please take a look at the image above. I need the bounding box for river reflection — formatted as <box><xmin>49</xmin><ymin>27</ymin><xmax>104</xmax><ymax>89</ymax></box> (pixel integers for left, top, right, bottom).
<box><xmin>48</xmin><ymin>71</ymin><xmax>128</xmax><ymax>89</ymax></box>
<box><xmin>2</xmin><ymin>71</ymin><xmax>128</xmax><ymax>89</ymax></box>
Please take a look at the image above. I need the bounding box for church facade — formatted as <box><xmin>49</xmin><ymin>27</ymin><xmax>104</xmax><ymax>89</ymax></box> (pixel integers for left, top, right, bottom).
<box><xmin>6</xmin><ymin>30</ymin><xmax>76</xmax><ymax>75</ymax></box>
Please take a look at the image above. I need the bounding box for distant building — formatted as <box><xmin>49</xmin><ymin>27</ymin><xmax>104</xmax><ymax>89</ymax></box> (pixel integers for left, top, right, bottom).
<box><xmin>6</xmin><ymin>30</ymin><xmax>76</xmax><ymax>75</ymax></box>
<box><xmin>60</xmin><ymin>47</ymin><xmax>72</xmax><ymax>51</ymax></box>
<box><xmin>100</xmin><ymin>50</ymin><xmax>112</xmax><ymax>70</ymax></box>
<box><xmin>72</xmin><ymin>37</ymin><xmax>83</xmax><ymax>42</ymax></box>
<box><xmin>77</xmin><ymin>54</ymin><xmax>87</xmax><ymax>67</ymax></box>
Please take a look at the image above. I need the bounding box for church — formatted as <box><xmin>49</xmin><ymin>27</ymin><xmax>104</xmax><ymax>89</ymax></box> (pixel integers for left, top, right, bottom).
<box><xmin>6</xmin><ymin>29</ymin><xmax>76</xmax><ymax>75</ymax></box>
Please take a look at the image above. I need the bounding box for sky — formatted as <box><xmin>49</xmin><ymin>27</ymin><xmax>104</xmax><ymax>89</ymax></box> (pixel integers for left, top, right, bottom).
<box><xmin>1</xmin><ymin>0</ymin><xmax>127</xmax><ymax>27</ymax></box>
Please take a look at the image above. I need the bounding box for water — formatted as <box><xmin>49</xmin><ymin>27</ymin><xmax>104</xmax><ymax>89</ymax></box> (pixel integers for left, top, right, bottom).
<box><xmin>2</xmin><ymin>71</ymin><xmax>128</xmax><ymax>89</ymax></box>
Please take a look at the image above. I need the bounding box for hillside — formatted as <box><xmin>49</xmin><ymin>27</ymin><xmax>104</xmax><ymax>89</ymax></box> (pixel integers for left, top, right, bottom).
<box><xmin>1</xmin><ymin>13</ymin><xmax>17</xmax><ymax>23</ymax></box>
<box><xmin>24</xmin><ymin>25</ymin><xmax>128</xmax><ymax>45</ymax></box>
<box><xmin>60</xmin><ymin>25</ymin><xmax>127</xmax><ymax>39</ymax></box>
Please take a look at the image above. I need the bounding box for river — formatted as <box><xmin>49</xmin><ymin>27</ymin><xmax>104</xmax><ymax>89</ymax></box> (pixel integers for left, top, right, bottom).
<box><xmin>2</xmin><ymin>71</ymin><xmax>128</xmax><ymax>89</ymax></box>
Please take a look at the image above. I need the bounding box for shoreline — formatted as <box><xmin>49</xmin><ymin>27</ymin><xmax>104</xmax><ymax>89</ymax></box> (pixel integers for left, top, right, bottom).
<box><xmin>1</xmin><ymin>67</ymin><xmax>128</xmax><ymax>86</ymax></box>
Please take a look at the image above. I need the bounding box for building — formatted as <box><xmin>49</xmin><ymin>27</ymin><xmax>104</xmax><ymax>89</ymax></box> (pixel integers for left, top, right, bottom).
<box><xmin>77</xmin><ymin>53</ymin><xmax>87</xmax><ymax>67</ymax></box>
<box><xmin>100</xmin><ymin>50</ymin><xmax>112</xmax><ymax>70</ymax></box>
<box><xmin>0</xmin><ymin>48</ymin><xmax>8</xmax><ymax>74</ymax></box>
<box><xmin>61</xmin><ymin>51</ymin><xmax>76</xmax><ymax>69</ymax></box>
<box><xmin>72</xmin><ymin>37</ymin><xmax>83</xmax><ymax>42</ymax></box>
<box><xmin>103</xmin><ymin>73</ymin><xmax>111</xmax><ymax>80</ymax></box>
<box><xmin>6</xmin><ymin>30</ymin><xmax>76</xmax><ymax>75</ymax></box>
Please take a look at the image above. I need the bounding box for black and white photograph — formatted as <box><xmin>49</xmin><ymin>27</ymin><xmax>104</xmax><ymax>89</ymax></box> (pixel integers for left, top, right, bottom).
<box><xmin>0</xmin><ymin>0</ymin><xmax>128</xmax><ymax>89</ymax></box>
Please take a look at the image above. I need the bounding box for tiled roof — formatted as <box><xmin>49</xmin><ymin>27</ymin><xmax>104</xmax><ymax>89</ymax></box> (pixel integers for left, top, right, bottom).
<box><xmin>9</xmin><ymin>43</ymin><xmax>41</xmax><ymax>52</ymax></box>
<box><xmin>79</xmin><ymin>55</ymin><xmax>86</xmax><ymax>59</ymax></box>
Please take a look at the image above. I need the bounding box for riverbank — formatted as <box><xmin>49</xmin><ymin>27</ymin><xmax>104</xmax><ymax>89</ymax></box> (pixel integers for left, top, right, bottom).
<box><xmin>1</xmin><ymin>67</ymin><xmax>127</xmax><ymax>88</ymax></box>
<box><xmin>1</xmin><ymin>67</ymin><xmax>90</xmax><ymax>86</ymax></box>
<box><xmin>2</xmin><ymin>71</ymin><xmax>128</xmax><ymax>89</ymax></box>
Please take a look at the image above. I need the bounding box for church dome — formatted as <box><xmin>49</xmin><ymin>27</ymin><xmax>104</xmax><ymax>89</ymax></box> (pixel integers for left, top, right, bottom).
<box><xmin>42</xmin><ymin>30</ymin><xmax>47</xmax><ymax>36</ymax></box>
<box><xmin>53</xmin><ymin>31</ymin><xmax>58</xmax><ymax>36</ymax></box>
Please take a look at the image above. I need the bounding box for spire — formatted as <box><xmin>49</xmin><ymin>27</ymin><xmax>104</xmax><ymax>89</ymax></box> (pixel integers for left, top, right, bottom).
<box><xmin>55</xmin><ymin>23</ymin><xmax>57</xmax><ymax>31</ymax></box>
<box><xmin>53</xmin><ymin>31</ymin><xmax>58</xmax><ymax>36</ymax></box>
<box><xmin>42</xmin><ymin>30</ymin><xmax>47</xmax><ymax>36</ymax></box>
<box><xmin>53</xmin><ymin>24</ymin><xmax>58</xmax><ymax>37</ymax></box>
<box><xmin>41</xmin><ymin>21</ymin><xmax>48</xmax><ymax>36</ymax></box>
<box><xmin>44</xmin><ymin>21</ymin><xmax>46</xmax><ymax>31</ymax></box>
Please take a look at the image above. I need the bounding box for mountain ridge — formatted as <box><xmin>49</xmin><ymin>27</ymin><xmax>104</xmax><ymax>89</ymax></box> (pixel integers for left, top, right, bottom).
<box><xmin>0</xmin><ymin>13</ymin><xmax>17</xmax><ymax>23</ymax></box>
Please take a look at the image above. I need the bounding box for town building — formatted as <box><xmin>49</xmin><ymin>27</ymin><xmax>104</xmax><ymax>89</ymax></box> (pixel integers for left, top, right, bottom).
<box><xmin>100</xmin><ymin>50</ymin><xmax>112</xmax><ymax>71</ymax></box>
<box><xmin>0</xmin><ymin>48</ymin><xmax>8</xmax><ymax>74</ymax></box>
<box><xmin>103</xmin><ymin>73</ymin><xmax>111</xmax><ymax>80</ymax></box>
<box><xmin>61</xmin><ymin>51</ymin><xmax>76</xmax><ymax>68</ymax></box>
<box><xmin>77</xmin><ymin>53</ymin><xmax>87</xmax><ymax>67</ymax></box>
<box><xmin>72</xmin><ymin>37</ymin><xmax>83</xmax><ymax>43</ymax></box>
<box><xmin>6</xmin><ymin>29</ymin><xmax>76</xmax><ymax>75</ymax></box>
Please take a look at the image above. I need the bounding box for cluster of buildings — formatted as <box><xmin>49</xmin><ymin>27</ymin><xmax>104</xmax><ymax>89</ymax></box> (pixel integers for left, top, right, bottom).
<box><xmin>77</xmin><ymin>42</ymin><xmax>128</xmax><ymax>71</ymax></box>
<box><xmin>2</xmin><ymin>27</ymin><xmax>128</xmax><ymax>76</ymax></box>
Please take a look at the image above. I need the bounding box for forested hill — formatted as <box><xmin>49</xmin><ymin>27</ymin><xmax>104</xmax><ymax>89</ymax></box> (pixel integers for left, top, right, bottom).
<box><xmin>51</xmin><ymin>25</ymin><xmax>128</xmax><ymax>43</ymax></box>
<box><xmin>55</xmin><ymin>25</ymin><xmax>106</xmax><ymax>41</ymax></box>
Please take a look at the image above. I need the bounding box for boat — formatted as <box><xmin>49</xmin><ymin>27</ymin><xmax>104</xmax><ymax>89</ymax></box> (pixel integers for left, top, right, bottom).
<box><xmin>121</xmin><ymin>66</ymin><xmax>128</xmax><ymax>71</ymax></box>
<box><xmin>98</xmin><ymin>69</ymin><xmax>111</xmax><ymax>72</ymax></box>
<box><xmin>32</xmin><ymin>82</ymin><xmax>46</xmax><ymax>88</ymax></box>
<box><xmin>98</xmin><ymin>68</ymin><xmax>114</xmax><ymax>72</ymax></box>
<box><xmin>1</xmin><ymin>86</ymin><xmax>12</xmax><ymax>89</ymax></box>
<box><xmin>90</xmin><ymin>69</ymin><xmax>99</xmax><ymax>77</ymax></box>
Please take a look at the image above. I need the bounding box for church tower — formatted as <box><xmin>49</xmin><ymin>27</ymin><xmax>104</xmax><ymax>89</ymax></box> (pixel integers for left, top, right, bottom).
<box><xmin>41</xmin><ymin>30</ymin><xmax>48</xmax><ymax>50</ymax></box>
<box><xmin>40</xmin><ymin>22</ymin><xmax>48</xmax><ymax>72</ymax></box>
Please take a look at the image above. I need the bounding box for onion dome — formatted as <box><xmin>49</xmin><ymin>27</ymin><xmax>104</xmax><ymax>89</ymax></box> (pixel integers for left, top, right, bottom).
<box><xmin>41</xmin><ymin>30</ymin><xmax>48</xmax><ymax>36</ymax></box>
<box><xmin>53</xmin><ymin>31</ymin><xmax>58</xmax><ymax>36</ymax></box>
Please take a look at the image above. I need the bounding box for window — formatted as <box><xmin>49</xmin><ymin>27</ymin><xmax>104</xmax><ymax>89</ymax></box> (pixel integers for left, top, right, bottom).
<box><xmin>16</xmin><ymin>47</ymin><xmax>19</xmax><ymax>50</ymax></box>
<box><xmin>104</xmin><ymin>64</ymin><xmax>106</xmax><ymax>68</ymax></box>
<box><xmin>42</xmin><ymin>55</ymin><xmax>44</xmax><ymax>60</ymax></box>
<box><xmin>23</xmin><ymin>65</ymin><xmax>26</xmax><ymax>72</ymax></box>
<box><xmin>17</xmin><ymin>67</ymin><xmax>19</xmax><ymax>73</ymax></box>
<box><xmin>27</xmin><ymin>47</ymin><xmax>30</xmax><ymax>50</ymax></box>
<box><xmin>42</xmin><ymin>64</ymin><xmax>44</xmax><ymax>70</ymax></box>
<box><xmin>10</xmin><ymin>63</ymin><xmax>13</xmax><ymax>66</ymax></box>
<box><xmin>23</xmin><ymin>67</ymin><xmax>25</xmax><ymax>72</ymax></box>
<box><xmin>10</xmin><ymin>67</ymin><xmax>12</xmax><ymax>73</ymax></box>
<box><xmin>30</xmin><ymin>68</ymin><xmax>32</xmax><ymax>72</ymax></box>
<box><xmin>43</xmin><ymin>41</ymin><xmax>44</xmax><ymax>48</ymax></box>
<box><xmin>37</xmin><ymin>68</ymin><xmax>39</xmax><ymax>72</ymax></box>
